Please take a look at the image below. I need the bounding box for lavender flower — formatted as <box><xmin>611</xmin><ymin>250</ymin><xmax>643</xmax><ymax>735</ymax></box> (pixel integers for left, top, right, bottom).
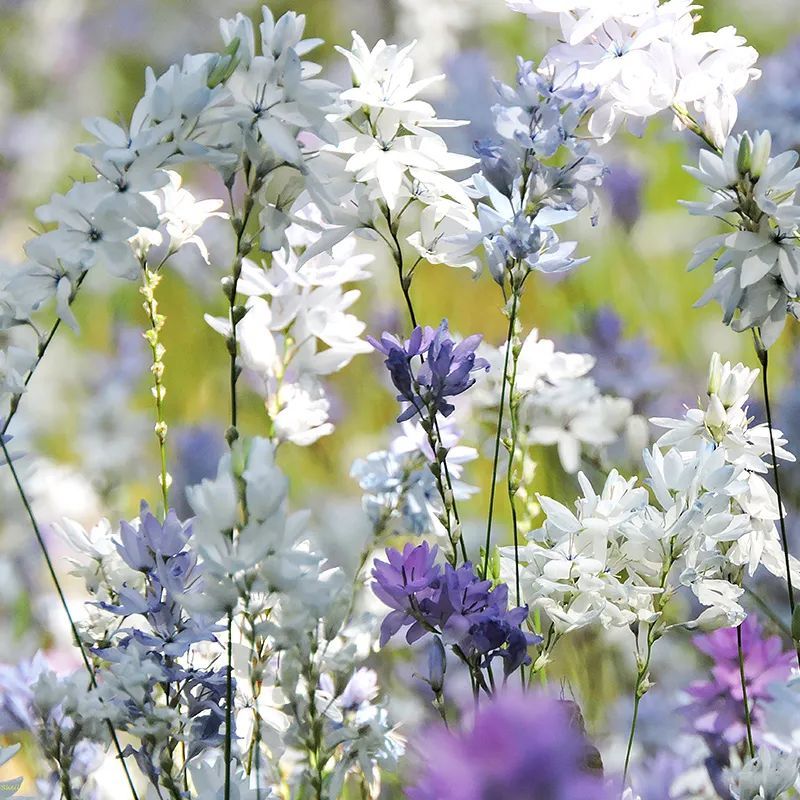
<box><xmin>603</xmin><ymin>161</ymin><xmax>644</xmax><ymax>231</ymax></box>
<box><xmin>371</xmin><ymin>541</ymin><xmax>442</xmax><ymax>646</ymax></box>
<box><xmin>368</xmin><ymin>321</ymin><xmax>488</xmax><ymax>423</ymax></box>
<box><xmin>682</xmin><ymin>615</ymin><xmax>794</xmax><ymax>747</ymax></box>
<box><xmin>563</xmin><ymin>307</ymin><xmax>673</xmax><ymax>414</ymax></box>
<box><xmin>407</xmin><ymin>690</ymin><xmax>611</xmax><ymax>800</ymax></box>
<box><xmin>372</xmin><ymin>543</ymin><xmax>536</xmax><ymax>676</ymax></box>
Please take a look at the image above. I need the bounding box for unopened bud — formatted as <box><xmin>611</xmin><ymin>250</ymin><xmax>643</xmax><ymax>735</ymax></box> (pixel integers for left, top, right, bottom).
<box><xmin>427</xmin><ymin>636</ymin><xmax>446</xmax><ymax>694</ymax></box>
<box><xmin>737</xmin><ymin>132</ymin><xmax>753</xmax><ymax>176</ymax></box>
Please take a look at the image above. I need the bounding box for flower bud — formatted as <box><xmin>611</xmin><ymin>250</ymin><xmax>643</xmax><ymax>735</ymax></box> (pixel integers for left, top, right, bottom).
<box><xmin>427</xmin><ymin>636</ymin><xmax>446</xmax><ymax>694</ymax></box>
<box><xmin>751</xmin><ymin>130</ymin><xmax>772</xmax><ymax>179</ymax></box>
<box><xmin>705</xmin><ymin>394</ymin><xmax>727</xmax><ymax>434</ymax></box>
<box><xmin>737</xmin><ymin>132</ymin><xmax>753</xmax><ymax>176</ymax></box>
<box><xmin>707</xmin><ymin>351</ymin><xmax>722</xmax><ymax>396</ymax></box>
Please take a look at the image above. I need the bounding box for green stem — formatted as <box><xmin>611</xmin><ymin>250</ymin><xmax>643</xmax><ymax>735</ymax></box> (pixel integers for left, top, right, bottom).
<box><xmin>384</xmin><ymin>209</ymin><xmax>467</xmax><ymax>562</ymax></box>
<box><xmin>0</xmin><ymin>436</ymin><xmax>141</xmax><ymax>800</ymax></box>
<box><xmin>622</xmin><ymin>634</ymin><xmax>653</xmax><ymax>784</ymax></box>
<box><xmin>482</xmin><ymin>290</ymin><xmax>519</xmax><ymax>580</ymax></box>
<box><xmin>504</xmin><ymin>316</ymin><xmax>522</xmax><ymax>607</ymax></box>
<box><xmin>737</xmin><ymin>623</ymin><xmax>756</xmax><ymax>759</ymax></box>
<box><xmin>754</xmin><ymin>332</ymin><xmax>800</xmax><ymax>668</ymax></box>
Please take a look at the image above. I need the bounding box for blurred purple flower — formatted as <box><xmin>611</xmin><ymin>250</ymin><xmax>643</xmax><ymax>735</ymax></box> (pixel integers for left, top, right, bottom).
<box><xmin>435</xmin><ymin>51</ymin><xmax>498</xmax><ymax>157</ymax></box>
<box><xmin>564</xmin><ymin>307</ymin><xmax>676</xmax><ymax>414</ymax></box>
<box><xmin>407</xmin><ymin>690</ymin><xmax>611</xmax><ymax>800</ymax></box>
<box><xmin>682</xmin><ymin>615</ymin><xmax>793</xmax><ymax>747</ymax></box>
<box><xmin>603</xmin><ymin>161</ymin><xmax>644</xmax><ymax>230</ymax></box>
<box><xmin>170</xmin><ymin>425</ymin><xmax>225</xmax><ymax>518</ymax></box>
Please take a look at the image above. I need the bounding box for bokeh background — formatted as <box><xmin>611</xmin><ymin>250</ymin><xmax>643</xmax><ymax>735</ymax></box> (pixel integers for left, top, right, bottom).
<box><xmin>2</xmin><ymin>0</ymin><xmax>800</xmax><ymax>792</ymax></box>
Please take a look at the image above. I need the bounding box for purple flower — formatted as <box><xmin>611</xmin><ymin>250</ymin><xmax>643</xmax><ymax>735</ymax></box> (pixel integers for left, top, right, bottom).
<box><xmin>603</xmin><ymin>162</ymin><xmax>644</xmax><ymax>231</ymax></box>
<box><xmin>372</xmin><ymin>542</ymin><xmax>442</xmax><ymax>647</ymax></box>
<box><xmin>407</xmin><ymin>690</ymin><xmax>611</xmax><ymax>800</ymax></box>
<box><xmin>368</xmin><ymin>321</ymin><xmax>488</xmax><ymax>423</ymax></box>
<box><xmin>563</xmin><ymin>307</ymin><xmax>676</xmax><ymax>414</ymax></box>
<box><xmin>682</xmin><ymin>615</ymin><xmax>794</xmax><ymax>746</ymax></box>
<box><xmin>474</xmin><ymin>137</ymin><xmax>518</xmax><ymax>196</ymax></box>
<box><xmin>372</xmin><ymin>544</ymin><xmax>537</xmax><ymax>676</ymax></box>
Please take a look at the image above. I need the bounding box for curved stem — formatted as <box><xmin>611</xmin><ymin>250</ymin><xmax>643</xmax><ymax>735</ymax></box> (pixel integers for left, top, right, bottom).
<box><xmin>482</xmin><ymin>291</ymin><xmax>519</xmax><ymax>580</ymax></box>
<box><xmin>754</xmin><ymin>333</ymin><xmax>800</xmax><ymax>667</ymax></box>
<box><xmin>0</xmin><ymin>436</ymin><xmax>141</xmax><ymax>800</ymax></box>
<box><xmin>737</xmin><ymin>623</ymin><xmax>756</xmax><ymax>759</ymax></box>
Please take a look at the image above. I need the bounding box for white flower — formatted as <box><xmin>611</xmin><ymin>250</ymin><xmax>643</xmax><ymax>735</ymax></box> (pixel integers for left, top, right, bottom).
<box><xmin>510</xmin><ymin>0</ymin><xmax>759</xmax><ymax>144</ymax></box>
<box><xmin>502</xmin><ymin>330</ymin><xmax>633</xmax><ymax>472</ymax></box>
<box><xmin>272</xmin><ymin>378</ymin><xmax>334</xmax><ymax>446</ymax></box>
<box><xmin>326</xmin><ymin>33</ymin><xmax>477</xmax><ymax>216</ymax></box>
<box><xmin>503</xmin><ymin>470</ymin><xmax>652</xmax><ymax>633</ymax></box>
<box><xmin>731</xmin><ymin>748</ymin><xmax>799</xmax><ymax>800</ymax></box>
<box><xmin>0</xmin><ymin>345</ymin><xmax>35</xmax><ymax>403</ymax></box>
<box><xmin>406</xmin><ymin>201</ymin><xmax>481</xmax><ymax>272</ymax></box>
<box><xmin>140</xmin><ymin>171</ymin><xmax>227</xmax><ymax>262</ymax></box>
<box><xmin>34</xmin><ymin>181</ymin><xmax>146</xmax><ymax>280</ymax></box>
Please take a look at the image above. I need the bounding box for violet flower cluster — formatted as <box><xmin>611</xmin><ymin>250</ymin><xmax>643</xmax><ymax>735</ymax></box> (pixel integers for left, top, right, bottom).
<box><xmin>372</xmin><ymin>542</ymin><xmax>537</xmax><ymax>680</ymax></box>
<box><xmin>368</xmin><ymin>321</ymin><xmax>488</xmax><ymax>423</ymax></box>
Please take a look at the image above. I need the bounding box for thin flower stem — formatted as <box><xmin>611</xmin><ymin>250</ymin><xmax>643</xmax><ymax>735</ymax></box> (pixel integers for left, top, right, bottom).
<box><xmin>141</xmin><ymin>267</ymin><xmax>170</xmax><ymax>516</ymax></box>
<box><xmin>622</xmin><ymin>634</ymin><xmax>653</xmax><ymax>784</ymax></box>
<box><xmin>1</xmin><ymin>271</ymin><xmax>88</xmax><ymax>438</ymax></box>
<box><xmin>504</xmin><ymin>317</ymin><xmax>522</xmax><ymax>607</ymax></box>
<box><xmin>753</xmin><ymin>332</ymin><xmax>800</xmax><ymax>667</ymax></box>
<box><xmin>482</xmin><ymin>290</ymin><xmax>519</xmax><ymax>580</ymax></box>
<box><xmin>224</xmin><ymin>610</ymin><xmax>235</xmax><ymax>800</ymax></box>
<box><xmin>0</xmin><ymin>435</ymin><xmax>141</xmax><ymax>800</ymax></box>
<box><xmin>743</xmin><ymin>585</ymin><xmax>792</xmax><ymax>638</ymax></box>
<box><xmin>222</xmin><ymin>165</ymin><xmax>263</xmax><ymax>800</ymax></box>
<box><xmin>737</xmin><ymin>623</ymin><xmax>756</xmax><ymax>760</ymax></box>
<box><xmin>384</xmin><ymin>210</ymin><xmax>467</xmax><ymax>563</ymax></box>
<box><xmin>623</xmin><ymin>692</ymin><xmax>642</xmax><ymax>784</ymax></box>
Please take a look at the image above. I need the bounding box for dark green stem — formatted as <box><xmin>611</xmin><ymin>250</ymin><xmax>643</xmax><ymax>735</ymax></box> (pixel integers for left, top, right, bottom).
<box><xmin>737</xmin><ymin>622</ymin><xmax>756</xmax><ymax>759</ymax></box>
<box><xmin>754</xmin><ymin>333</ymin><xmax>800</xmax><ymax>667</ymax></box>
<box><xmin>482</xmin><ymin>291</ymin><xmax>519</xmax><ymax>579</ymax></box>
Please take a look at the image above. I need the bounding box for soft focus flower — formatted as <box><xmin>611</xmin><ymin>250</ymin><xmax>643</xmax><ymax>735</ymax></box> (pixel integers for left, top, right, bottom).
<box><xmin>682</xmin><ymin>615</ymin><xmax>794</xmax><ymax>746</ymax></box>
<box><xmin>407</xmin><ymin>690</ymin><xmax>611</xmax><ymax>800</ymax></box>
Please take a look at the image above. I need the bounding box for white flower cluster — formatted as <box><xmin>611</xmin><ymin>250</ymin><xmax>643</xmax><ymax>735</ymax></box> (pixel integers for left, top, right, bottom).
<box><xmin>189</xmin><ymin>437</ymin><xmax>402</xmax><ymax>796</ymax></box>
<box><xmin>477</xmin><ymin>330</ymin><xmax>637</xmax><ymax>474</ymax></box>
<box><xmin>502</xmin><ymin>353</ymin><xmax>795</xmax><ymax>641</ymax></box>
<box><xmin>506</xmin><ymin>0</ymin><xmax>760</xmax><ymax>146</ymax></box>
<box><xmin>685</xmin><ymin>131</ymin><xmax>800</xmax><ymax>347</ymax></box>
<box><xmin>207</xmin><ymin>232</ymin><xmax>373</xmax><ymax>447</ymax></box>
<box><xmin>303</xmin><ymin>33</ymin><xmax>481</xmax><ymax>272</ymax></box>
